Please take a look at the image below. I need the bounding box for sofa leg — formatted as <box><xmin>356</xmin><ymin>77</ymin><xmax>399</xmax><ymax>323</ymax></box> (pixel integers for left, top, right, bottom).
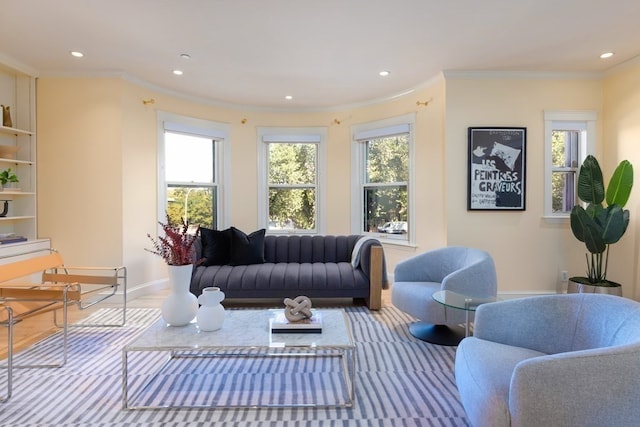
<box><xmin>366</xmin><ymin>246</ymin><xmax>383</xmax><ymax>310</ymax></box>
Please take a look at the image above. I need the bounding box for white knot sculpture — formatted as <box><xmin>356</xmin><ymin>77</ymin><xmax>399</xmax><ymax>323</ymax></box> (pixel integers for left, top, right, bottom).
<box><xmin>283</xmin><ymin>295</ymin><xmax>313</xmax><ymax>322</ymax></box>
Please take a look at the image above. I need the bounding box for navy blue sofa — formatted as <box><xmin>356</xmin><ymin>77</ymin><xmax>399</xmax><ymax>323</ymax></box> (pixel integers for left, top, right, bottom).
<box><xmin>190</xmin><ymin>234</ymin><xmax>385</xmax><ymax>309</ymax></box>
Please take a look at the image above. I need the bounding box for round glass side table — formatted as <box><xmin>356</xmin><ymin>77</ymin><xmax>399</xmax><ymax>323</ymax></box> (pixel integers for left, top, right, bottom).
<box><xmin>429</xmin><ymin>290</ymin><xmax>497</xmax><ymax>344</ymax></box>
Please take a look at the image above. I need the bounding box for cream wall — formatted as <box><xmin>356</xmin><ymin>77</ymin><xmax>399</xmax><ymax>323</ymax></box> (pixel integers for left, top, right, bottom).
<box><xmin>36</xmin><ymin>76</ymin><xmax>447</xmax><ymax>292</ymax></box>
<box><xmin>36</xmin><ymin>70</ymin><xmax>640</xmax><ymax>299</ymax></box>
<box><xmin>603</xmin><ymin>58</ymin><xmax>640</xmax><ymax>300</ymax></box>
<box><xmin>37</xmin><ymin>78</ymin><xmax>124</xmax><ymax>268</ymax></box>
<box><xmin>444</xmin><ymin>75</ymin><xmax>605</xmax><ymax>295</ymax></box>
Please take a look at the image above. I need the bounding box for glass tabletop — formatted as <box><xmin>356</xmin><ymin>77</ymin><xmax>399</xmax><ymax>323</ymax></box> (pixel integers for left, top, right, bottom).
<box><xmin>432</xmin><ymin>290</ymin><xmax>497</xmax><ymax>311</ymax></box>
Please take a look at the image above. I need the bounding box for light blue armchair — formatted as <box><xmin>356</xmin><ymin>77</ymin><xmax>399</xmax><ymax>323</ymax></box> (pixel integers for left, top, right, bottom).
<box><xmin>391</xmin><ymin>246</ymin><xmax>497</xmax><ymax>345</ymax></box>
<box><xmin>455</xmin><ymin>294</ymin><xmax>640</xmax><ymax>427</ymax></box>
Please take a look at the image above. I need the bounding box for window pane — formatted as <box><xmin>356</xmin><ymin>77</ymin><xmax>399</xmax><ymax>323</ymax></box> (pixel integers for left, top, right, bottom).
<box><xmin>167</xmin><ymin>186</ymin><xmax>216</xmax><ymax>230</ymax></box>
<box><xmin>366</xmin><ymin>135</ymin><xmax>409</xmax><ymax>184</ymax></box>
<box><xmin>363</xmin><ymin>185</ymin><xmax>407</xmax><ymax>234</ymax></box>
<box><xmin>552</xmin><ymin>130</ymin><xmax>579</xmax><ymax>168</ymax></box>
<box><xmin>165</xmin><ymin>132</ymin><xmax>214</xmax><ymax>183</ymax></box>
<box><xmin>269</xmin><ymin>188</ymin><xmax>316</xmax><ymax>231</ymax></box>
<box><xmin>268</xmin><ymin>143</ymin><xmax>316</xmax><ymax>185</ymax></box>
<box><xmin>551</xmin><ymin>172</ymin><xmax>575</xmax><ymax>213</ymax></box>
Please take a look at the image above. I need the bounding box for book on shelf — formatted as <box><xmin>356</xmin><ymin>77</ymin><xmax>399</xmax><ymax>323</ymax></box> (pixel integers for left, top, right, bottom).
<box><xmin>0</xmin><ymin>236</ymin><xmax>27</xmax><ymax>244</ymax></box>
<box><xmin>270</xmin><ymin>309</ymin><xmax>323</xmax><ymax>333</ymax></box>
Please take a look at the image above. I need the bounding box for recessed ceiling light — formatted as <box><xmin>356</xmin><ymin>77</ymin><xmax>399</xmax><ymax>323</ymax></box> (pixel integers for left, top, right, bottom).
<box><xmin>600</xmin><ymin>52</ymin><xmax>614</xmax><ymax>59</ymax></box>
<box><xmin>379</xmin><ymin>70</ymin><xmax>390</xmax><ymax>77</ymax></box>
<box><xmin>180</xmin><ymin>53</ymin><xmax>191</xmax><ymax>60</ymax></box>
<box><xmin>285</xmin><ymin>95</ymin><xmax>293</xmax><ymax>100</ymax></box>
<box><xmin>173</xmin><ymin>70</ymin><xmax>184</xmax><ymax>76</ymax></box>
<box><xmin>70</xmin><ymin>51</ymin><xmax>84</xmax><ymax>58</ymax></box>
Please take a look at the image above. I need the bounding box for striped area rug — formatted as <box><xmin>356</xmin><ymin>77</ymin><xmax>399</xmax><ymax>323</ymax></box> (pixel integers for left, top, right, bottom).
<box><xmin>0</xmin><ymin>306</ymin><xmax>469</xmax><ymax>426</ymax></box>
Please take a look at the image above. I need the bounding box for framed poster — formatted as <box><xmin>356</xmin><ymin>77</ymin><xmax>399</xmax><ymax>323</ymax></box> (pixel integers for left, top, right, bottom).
<box><xmin>468</xmin><ymin>127</ymin><xmax>526</xmax><ymax>210</ymax></box>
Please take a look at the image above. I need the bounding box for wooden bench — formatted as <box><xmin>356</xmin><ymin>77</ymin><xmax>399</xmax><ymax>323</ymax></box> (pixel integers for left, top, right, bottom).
<box><xmin>0</xmin><ymin>250</ymin><xmax>127</xmax><ymax>374</ymax></box>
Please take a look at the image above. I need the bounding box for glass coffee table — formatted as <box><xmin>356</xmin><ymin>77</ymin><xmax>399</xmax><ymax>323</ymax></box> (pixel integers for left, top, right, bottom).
<box><xmin>122</xmin><ymin>308</ymin><xmax>355</xmax><ymax>410</ymax></box>
<box><xmin>431</xmin><ymin>290</ymin><xmax>497</xmax><ymax>344</ymax></box>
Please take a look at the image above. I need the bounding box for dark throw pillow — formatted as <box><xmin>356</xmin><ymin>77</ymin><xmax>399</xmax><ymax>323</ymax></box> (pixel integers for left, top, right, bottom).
<box><xmin>229</xmin><ymin>227</ymin><xmax>266</xmax><ymax>265</ymax></box>
<box><xmin>200</xmin><ymin>227</ymin><xmax>232</xmax><ymax>266</ymax></box>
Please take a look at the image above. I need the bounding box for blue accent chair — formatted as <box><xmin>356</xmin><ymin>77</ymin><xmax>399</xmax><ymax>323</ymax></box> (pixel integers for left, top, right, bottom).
<box><xmin>391</xmin><ymin>246</ymin><xmax>497</xmax><ymax>345</ymax></box>
<box><xmin>455</xmin><ymin>294</ymin><xmax>640</xmax><ymax>427</ymax></box>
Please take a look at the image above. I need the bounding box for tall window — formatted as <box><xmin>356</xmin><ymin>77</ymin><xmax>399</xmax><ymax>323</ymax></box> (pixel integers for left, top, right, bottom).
<box><xmin>258</xmin><ymin>128</ymin><xmax>326</xmax><ymax>234</ymax></box>
<box><xmin>551</xmin><ymin>129</ymin><xmax>580</xmax><ymax>213</ymax></box>
<box><xmin>352</xmin><ymin>115</ymin><xmax>414</xmax><ymax>243</ymax></box>
<box><xmin>544</xmin><ymin>111</ymin><xmax>595</xmax><ymax>218</ymax></box>
<box><xmin>159</xmin><ymin>113</ymin><xmax>229</xmax><ymax>230</ymax></box>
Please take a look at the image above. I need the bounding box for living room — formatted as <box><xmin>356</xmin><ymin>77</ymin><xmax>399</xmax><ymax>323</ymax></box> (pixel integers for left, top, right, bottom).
<box><xmin>1</xmin><ymin>1</ymin><xmax>640</xmax><ymax>425</ymax></box>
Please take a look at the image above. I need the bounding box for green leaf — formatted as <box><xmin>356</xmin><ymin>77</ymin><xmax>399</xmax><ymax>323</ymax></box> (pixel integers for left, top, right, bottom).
<box><xmin>606</xmin><ymin>160</ymin><xmax>633</xmax><ymax>207</ymax></box>
<box><xmin>570</xmin><ymin>206</ymin><xmax>591</xmax><ymax>243</ymax></box>
<box><xmin>577</xmin><ymin>155</ymin><xmax>605</xmax><ymax>204</ymax></box>
<box><xmin>582</xmin><ymin>222</ymin><xmax>606</xmax><ymax>254</ymax></box>
<box><xmin>600</xmin><ymin>205</ymin><xmax>628</xmax><ymax>244</ymax></box>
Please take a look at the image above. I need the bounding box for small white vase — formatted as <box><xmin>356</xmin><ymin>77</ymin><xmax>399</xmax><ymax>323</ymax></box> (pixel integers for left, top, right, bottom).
<box><xmin>161</xmin><ymin>264</ymin><xmax>198</xmax><ymax>326</ymax></box>
<box><xmin>196</xmin><ymin>286</ymin><xmax>225</xmax><ymax>331</ymax></box>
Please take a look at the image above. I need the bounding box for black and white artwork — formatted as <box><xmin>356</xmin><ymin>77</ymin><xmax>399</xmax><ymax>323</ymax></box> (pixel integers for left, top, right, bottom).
<box><xmin>467</xmin><ymin>127</ymin><xmax>526</xmax><ymax>210</ymax></box>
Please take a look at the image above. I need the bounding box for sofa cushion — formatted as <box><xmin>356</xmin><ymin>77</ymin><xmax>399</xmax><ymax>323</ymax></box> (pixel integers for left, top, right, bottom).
<box><xmin>191</xmin><ymin>262</ymin><xmax>371</xmax><ymax>299</ymax></box>
<box><xmin>200</xmin><ymin>227</ymin><xmax>232</xmax><ymax>266</ymax></box>
<box><xmin>455</xmin><ymin>337</ymin><xmax>547</xmax><ymax>427</ymax></box>
<box><xmin>229</xmin><ymin>227</ymin><xmax>266</xmax><ymax>266</ymax></box>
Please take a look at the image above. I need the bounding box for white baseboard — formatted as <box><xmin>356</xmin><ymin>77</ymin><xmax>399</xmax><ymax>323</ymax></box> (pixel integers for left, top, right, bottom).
<box><xmin>497</xmin><ymin>291</ymin><xmax>558</xmax><ymax>300</ymax></box>
<box><xmin>104</xmin><ymin>278</ymin><xmax>169</xmax><ymax>304</ymax></box>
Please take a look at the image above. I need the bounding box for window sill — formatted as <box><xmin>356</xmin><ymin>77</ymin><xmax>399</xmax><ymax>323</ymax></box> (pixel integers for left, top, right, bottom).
<box><xmin>365</xmin><ymin>232</ymin><xmax>416</xmax><ymax>248</ymax></box>
<box><xmin>542</xmin><ymin>215</ymin><xmax>569</xmax><ymax>224</ymax></box>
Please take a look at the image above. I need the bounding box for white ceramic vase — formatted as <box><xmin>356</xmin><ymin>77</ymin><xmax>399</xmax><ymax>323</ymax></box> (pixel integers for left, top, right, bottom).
<box><xmin>196</xmin><ymin>286</ymin><xmax>226</xmax><ymax>331</ymax></box>
<box><xmin>161</xmin><ymin>264</ymin><xmax>198</xmax><ymax>326</ymax></box>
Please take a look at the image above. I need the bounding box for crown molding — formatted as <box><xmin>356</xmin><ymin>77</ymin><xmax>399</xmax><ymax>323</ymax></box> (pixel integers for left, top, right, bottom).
<box><xmin>443</xmin><ymin>70</ymin><xmax>602</xmax><ymax>80</ymax></box>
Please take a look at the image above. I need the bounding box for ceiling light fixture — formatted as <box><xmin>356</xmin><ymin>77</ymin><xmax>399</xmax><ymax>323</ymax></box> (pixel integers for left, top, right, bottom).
<box><xmin>600</xmin><ymin>52</ymin><xmax>614</xmax><ymax>59</ymax></box>
<box><xmin>173</xmin><ymin>70</ymin><xmax>184</xmax><ymax>76</ymax></box>
<box><xmin>285</xmin><ymin>95</ymin><xmax>293</xmax><ymax>100</ymax></box>
<box><xmin>70</xmin><ymin>51</ymin><xmax>84</xmax><ymax>58</ymax></box>
<box><xmin>379</xmin><ymin>70</ymin><xmax>390</xmax><ymax>77</ymax></box>
<box><xmin>180</xmin><ymin>53</ymin><xmax>191</xmax><ymax>60</ymax></box>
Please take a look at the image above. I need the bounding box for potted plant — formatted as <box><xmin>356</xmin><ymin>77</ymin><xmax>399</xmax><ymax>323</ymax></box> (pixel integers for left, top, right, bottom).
<box><xmin>569</xmin><ymin>155</ymin><xmax>633</xmax><ymax>295</ymax></box>
<box><xmin>146</xmin><ymin>214</ymin><xmax>197</xmax><ymax>266</ymax></box>
<box><xmin>0</xmin><ymin>168</ymin><xmax>18</xmax><ymax>191</ymax></box>
<box><xmin>146</xmin><ymin>214</ymin><xmax>199</xmax><ymax>326</ymax></box>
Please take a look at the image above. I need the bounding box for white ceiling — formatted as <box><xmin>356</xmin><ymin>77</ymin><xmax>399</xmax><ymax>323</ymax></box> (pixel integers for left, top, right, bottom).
<box><xmin>1</xmin><ymin>0</ymin><xmax>639</xmax><ymax>110</ymax></box>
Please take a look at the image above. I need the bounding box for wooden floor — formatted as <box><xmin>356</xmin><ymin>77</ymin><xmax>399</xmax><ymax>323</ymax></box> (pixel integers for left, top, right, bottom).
<box><xmin>1</xmin><ymin>288</ymin><xmax>393</xmax><ymax>360</ymax></box>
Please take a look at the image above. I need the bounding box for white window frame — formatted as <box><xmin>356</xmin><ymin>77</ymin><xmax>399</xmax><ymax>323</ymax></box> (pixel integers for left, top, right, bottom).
<box><xmin>157</xmin><ymin>111</ymin><xmax>230</xmax><ymax>229</ymax></box>
<box><xmin>543</xmin><ymin>110</ymin><xmax>596</xmax><ymax>220</ymax></box>
<box><xmin>257</xmin><ymin>127</ymin><xmax>327</xmax><ymax>234</ymax></box>
<box><xmin>351</xmin><ymin>113</ymin><xmax>415</xmax><ymax>245</ymax></box>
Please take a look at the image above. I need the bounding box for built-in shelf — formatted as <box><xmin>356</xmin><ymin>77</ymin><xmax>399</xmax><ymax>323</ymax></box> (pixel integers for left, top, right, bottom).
<box><xmin>0</xmin><ymin>158</ymin><xmax>33</xmax><ymax>165</ymax></box>
<box><xmin>0</xmin><ymin>191</ymin><xmax>35</xmax><ymax>195</ymax></box>
<box><xmin>0</xmin><ymin>58</ymin><xmax>41</xmax><ymax>259</ymax></box>
<box><xmin>0</xmin><ymin>125</ymin><xmax>33</xmax><ymax>136</ymax></box>
<box><xmin>0</xmin><ymin>216</ymin><xmax>36</xmax><ymax>221</ymax></box>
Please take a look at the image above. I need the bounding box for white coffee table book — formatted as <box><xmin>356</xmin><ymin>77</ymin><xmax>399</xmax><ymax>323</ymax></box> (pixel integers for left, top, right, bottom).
<box><xmin>122</xmin><ymin>308</ymin><xmax>355</xmax><ymax>409</ymax></box>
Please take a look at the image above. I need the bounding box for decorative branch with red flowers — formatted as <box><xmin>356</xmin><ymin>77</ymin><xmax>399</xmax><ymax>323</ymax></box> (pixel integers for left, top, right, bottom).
<box><xmin>146</xmin><ymin>214</ymin><xmax>197</xmax><ymax>266</ymax></box>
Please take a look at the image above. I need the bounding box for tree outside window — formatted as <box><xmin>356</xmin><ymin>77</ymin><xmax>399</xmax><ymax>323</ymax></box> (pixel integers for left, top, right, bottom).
<box><xmin>551</xmin><ymin>130</ymin><xmax>579</xmax><ymax>213</ymax></box>
<box><xmin>363</xmin><ymin>134</ymin><xmax>409</xmax><ymax>238</ymax></box>
<box><xmin>268</xmin><ymin>142</ymin><xmax>317</xmax><ymax>231</ymax></box>
<box><xmin>164</xmin><ymin>131</ymin><xmax>217</xmax><ymax>230</ymax></box>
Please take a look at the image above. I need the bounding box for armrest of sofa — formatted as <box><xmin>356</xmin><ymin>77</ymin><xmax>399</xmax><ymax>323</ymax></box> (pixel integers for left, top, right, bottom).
<box><xmin>355</xmin><ymin>239</ymin><xmax>381</xmax><ymax>276</ymax></box>
<box><xmin>351</xmin><ymin>238</ymin><xmax>385</xmax><ymax>310</ymax></box>
<box><xmin>473</xmin><ymin>296</ymin><xmax>583</xmax><ymax>354</ymax></box>
<box><xmin>509</xmin><ymin>344</ymin><xmax>640</xmax><ymax>426</ymax></box>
